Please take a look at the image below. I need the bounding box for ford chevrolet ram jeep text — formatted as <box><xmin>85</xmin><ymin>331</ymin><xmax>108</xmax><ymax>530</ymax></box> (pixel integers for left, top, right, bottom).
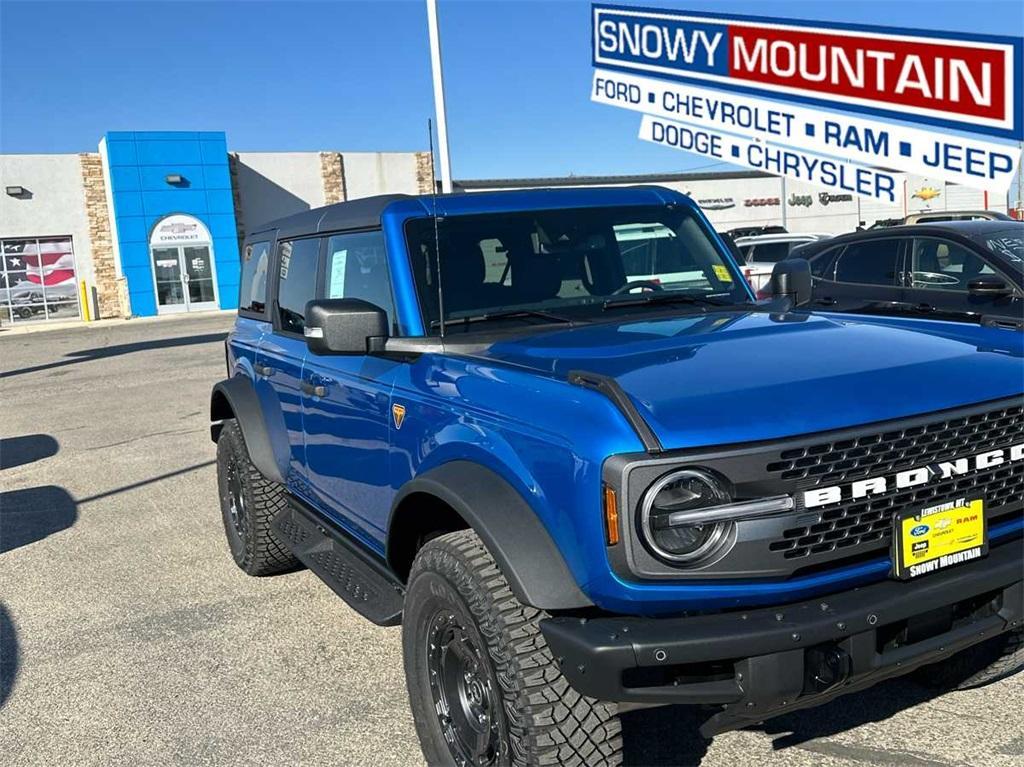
<box><xmin>210</xmin><ymin>187</ymin><xmax>1024</xmax><ymax>766</ymax></box>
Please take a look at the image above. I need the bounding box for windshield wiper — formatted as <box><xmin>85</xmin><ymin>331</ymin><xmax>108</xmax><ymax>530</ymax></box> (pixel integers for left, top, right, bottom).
<box><xmin>430</xmin><ymin>309</ymin><xmax>574</xmax><ymax>329</ymax></box>
<box><xmin>601</xmin><ymin>292</ymin><xmax>741</xmax><ymax>311</ymax></box>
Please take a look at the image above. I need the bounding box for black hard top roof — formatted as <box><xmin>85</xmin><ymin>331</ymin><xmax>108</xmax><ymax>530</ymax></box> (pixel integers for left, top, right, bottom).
<box><xmin>248</xmin><ymin>193</ymin><xmax>412</xmax><ymax>239</ymax></box>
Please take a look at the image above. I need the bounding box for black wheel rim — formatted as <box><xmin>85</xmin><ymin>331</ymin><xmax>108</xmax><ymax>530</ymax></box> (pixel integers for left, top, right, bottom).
<box><xmin>224</xmin><ymin>457</ymin><xmax>248</xmax><ymax>541</ymax></box>
<box><xmin>426</xmin><ymin>610</ymin><xmax>500</xmax><ymax>766</ymax></box>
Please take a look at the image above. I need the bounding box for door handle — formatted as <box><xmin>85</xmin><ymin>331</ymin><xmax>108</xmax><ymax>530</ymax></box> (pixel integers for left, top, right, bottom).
<box><xmin>301</xmin><ymin>380</ymin><xmax>327</xmax><ymax>398</ymax></box>
<box><xmin>254</xmin><ymin>363</ymin><xmax>275</xmax><ymax>378</ymax></box>
<box><xmin>816</xmin><ymin>297</ymin><xmax>837</xmax><ymax>307</ymax></box>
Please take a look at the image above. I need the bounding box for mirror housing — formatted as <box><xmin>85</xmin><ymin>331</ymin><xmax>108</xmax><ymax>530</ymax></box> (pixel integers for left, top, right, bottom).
<box><xmin>769</xmin><ymin>259</ymin><xmax>812</xmax><ymax>307</ymax></box>
<box><xmin>303</xmin><ymin>298</ymin><xmax>388</xmax><ymax>355</ymax></box>
<box><xmin>968</xmin><ymin>277</ymin><xmax>1012</xmax><ymax>297</ymax></box>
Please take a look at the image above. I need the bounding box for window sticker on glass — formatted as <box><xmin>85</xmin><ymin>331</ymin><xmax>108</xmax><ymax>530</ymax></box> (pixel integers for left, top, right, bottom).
<box><xmin>279</xmin><ymin>242</ymin><xmax>292</xmax><ymax>279</ymax></box>
<box><xmin>713</xmin><ymin>264</ymin><xmax>732</xmax><ymax>282</ymax></box>
<box><xmin>329</xmin><ymin>249</ymin><xmax>348</xmax><ymax>298</ymax></box>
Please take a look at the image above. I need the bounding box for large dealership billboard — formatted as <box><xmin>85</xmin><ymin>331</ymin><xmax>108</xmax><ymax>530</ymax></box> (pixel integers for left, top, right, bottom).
<box><xmin>591</xmin><ymin>4</ymin><xmax>1023</xmax><ymax>202</ymax></box>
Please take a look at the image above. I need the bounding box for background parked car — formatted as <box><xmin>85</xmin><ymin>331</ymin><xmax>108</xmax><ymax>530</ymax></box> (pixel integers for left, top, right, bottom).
<box><xmin>783</xmin><ymin>221</ymin><xmax>1023</xmax><ymax>328</ymax></box>
<box><xmin>734</xmin><ymin>231</ymin><xmax>833</xmax><ymax>291</ymax></box>
<box><xmin>869</xmin><ymin>210</ymin><xmax>1014</xmax><ymax>228</ymax></box>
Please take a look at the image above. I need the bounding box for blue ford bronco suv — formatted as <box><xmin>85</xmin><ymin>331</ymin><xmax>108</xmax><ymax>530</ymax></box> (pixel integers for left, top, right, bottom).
<box><xmin>210</xmin><ymin>187</ymin><xmax>1023</xmax><ymax>766</ymax></box>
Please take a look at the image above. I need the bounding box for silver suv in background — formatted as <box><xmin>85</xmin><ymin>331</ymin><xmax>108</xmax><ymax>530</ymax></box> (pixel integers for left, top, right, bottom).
<box><xmin>734</xmin><ymin>232</ymin><xmax>833</xmax><ymax>291</ymax></box>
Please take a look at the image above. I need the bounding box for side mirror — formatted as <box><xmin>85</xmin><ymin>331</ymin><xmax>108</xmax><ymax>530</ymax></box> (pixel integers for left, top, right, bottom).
<box><xmin>303</xmin><ymin>298</ymin><xmax>388</xmax><ymax>355</ymax></box>
<box><xmin>968</xmin><ymin>277</ymin><xmax>1012</xmax><ymax>297</ymax></box>
<box><xmin>770</xmin><ymin>259</ymin><xmax>812</xmax><ymax>307</ymax></box>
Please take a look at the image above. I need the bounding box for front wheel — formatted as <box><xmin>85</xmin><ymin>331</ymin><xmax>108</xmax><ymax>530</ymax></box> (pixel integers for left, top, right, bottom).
<box><xmin>402</xmin><ymin>530</ymin><xmax>622</xmax><ymax>767</ymax></box>
<box><xmin>215</xmin><ymin>419</ymin><xmax>299</xmax><ymax>576</ymax></box>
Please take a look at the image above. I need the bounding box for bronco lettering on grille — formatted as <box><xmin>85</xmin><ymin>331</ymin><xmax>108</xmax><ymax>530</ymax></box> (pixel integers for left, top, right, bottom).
<box><xmin>803</xmin><ymin>443</ymin><xmax>1024</xmax><ymax>509</ymax></box>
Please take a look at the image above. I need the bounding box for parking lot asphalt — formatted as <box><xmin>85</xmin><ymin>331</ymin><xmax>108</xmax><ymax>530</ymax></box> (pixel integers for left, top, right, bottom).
<box><xmin>1</xmin><ymin>313</ymin><xmax>1021</xmax><ymax>767</ymax></box>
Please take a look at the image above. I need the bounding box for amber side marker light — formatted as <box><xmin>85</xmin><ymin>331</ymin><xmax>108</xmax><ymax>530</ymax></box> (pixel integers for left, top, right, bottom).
<box><xmin>603</xmin><ymin>485</ymin><xmax>620</xmax><ymax>546</ymax></box>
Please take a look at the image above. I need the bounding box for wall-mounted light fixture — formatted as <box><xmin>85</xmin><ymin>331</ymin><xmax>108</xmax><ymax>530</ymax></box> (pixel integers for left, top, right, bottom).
<box><xmin>165</xmin><ymin>174</ymin><xmax>184</xmax><ymax>185</ymax></box>
<box><xmin>6</xmin><ymin>185</ymin><xmax>27</xmax><ymax>197</ymax></box>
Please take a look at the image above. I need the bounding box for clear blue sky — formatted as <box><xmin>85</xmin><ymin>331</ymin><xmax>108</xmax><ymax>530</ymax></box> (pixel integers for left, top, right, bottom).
<box><xmin>1</xmin><ymin>0</ymin><xmax>1021</xmax><ymax>180</ymax></box>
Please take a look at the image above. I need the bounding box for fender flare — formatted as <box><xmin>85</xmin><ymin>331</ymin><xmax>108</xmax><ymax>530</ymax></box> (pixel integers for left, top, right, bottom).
<box><xmin>210</xmin><ymin>377</ymin><xmax>287</xmax><ymax>485</ymax></box>
<box><xmin>388</xmin><ymin>461</ymin><xmax>592</xmax><ymax>610</ymax></box>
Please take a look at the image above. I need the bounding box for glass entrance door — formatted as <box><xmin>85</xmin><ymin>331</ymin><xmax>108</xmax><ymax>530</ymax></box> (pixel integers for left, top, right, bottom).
<box><xmin>152</xmin><ymin>247</ymin><xmax>187</xmax><ymax>313</ymax></box>
<box><xmin>151</xmin><ymin>245</ymin><xmax>219</xmax><ymax>313</ymax></box>
<box><xmin>182</xmin><ymin>246</ymin><xmax>218</xmax><ymax>310</ymax></box>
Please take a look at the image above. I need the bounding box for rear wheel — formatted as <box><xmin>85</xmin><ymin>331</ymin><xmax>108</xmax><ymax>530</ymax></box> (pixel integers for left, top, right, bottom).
<box><xmin>914</xmin><ymin>628</ymin><xmax>1024</xmax><ymax>691</ymax></box>
<box><xmin>215</xmin><ymin>419</ymin><xmax>299</xmax><ymax>575</ymax></box>
<box><xmin>403</xmin><ymin>529</ymin><xmax>622</xmax><ymax>767</ymax></box>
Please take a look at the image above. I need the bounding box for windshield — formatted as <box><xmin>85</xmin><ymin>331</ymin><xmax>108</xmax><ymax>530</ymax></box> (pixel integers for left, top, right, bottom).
<box><xmin>971</xmin><ymin>228</ymin><xmax>1024</xmax><ymax>271</ymax></box>
<box><xmin>406</xmin><ymin>205</ymin><xmax>749</xmax><ymax>333</ymax></box>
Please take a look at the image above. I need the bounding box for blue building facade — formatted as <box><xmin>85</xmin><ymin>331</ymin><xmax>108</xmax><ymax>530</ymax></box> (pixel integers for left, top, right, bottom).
<box><xmin>103</xmin><ymin>131</ymin><xmax>240</xmax><ymax>316</ymax></box>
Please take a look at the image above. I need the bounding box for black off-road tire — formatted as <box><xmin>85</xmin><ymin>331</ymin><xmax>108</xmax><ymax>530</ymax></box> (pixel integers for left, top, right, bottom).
<box><xmin>403</xmin><ymin>529</ymin><xmax>623</xmax><ymax>767</ymax></box>
<box><xmin>216</xmin><ymin>419</ymin><xmax>299</xmax><ymax>576</ymax></box>
<box><xmin>914</xmin><ymin>628</ymin><xmax>1024</xmax><ymax>691</ymax></box>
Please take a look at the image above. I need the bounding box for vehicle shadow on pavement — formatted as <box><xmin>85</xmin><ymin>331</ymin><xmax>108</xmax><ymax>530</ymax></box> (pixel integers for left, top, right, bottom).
<box><xmin>0</xmin><ymin>332</ymin><xmax>228</xmax><ymax>380</ymax></box>
<box><xmin>754</xmin><ymin>676</ymin><xmax>943</xmax><ymax>750</ymax></box>
<box><xmin>0</xmin><ymin>603</ymin><xmax>18</xmax><ymax>709</ymax></box>
<box><xmin>620</xmin><ymin>676</ymin><xmax>947</xmax><ymax>765</ymax></box>
<box><xmin>0</xmin><ymin>434</ymin><xmax>59</xmax><ymax>470</ymax></box>
<box><xmin>0</xmin><ymin>486</ymin><xmax>78</xmax><ymax>555</ymax></box>
<box><xmin>621</xmin><ymin>705</ymin><xmax>709</xmax><ymax>766</ymax></box>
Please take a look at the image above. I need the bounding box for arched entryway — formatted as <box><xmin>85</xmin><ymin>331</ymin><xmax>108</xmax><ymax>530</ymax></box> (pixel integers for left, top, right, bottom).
<box><xmin>149</xmin><ymin>214</ymin><xmax>220</xmax><ymax>313</ymax></box>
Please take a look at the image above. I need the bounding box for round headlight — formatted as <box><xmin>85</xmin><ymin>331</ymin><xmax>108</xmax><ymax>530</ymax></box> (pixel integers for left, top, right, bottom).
<box><xmin>640</xmin><ymin>469</ymin><xmax>731</xmax><ymax>564</ymax></box>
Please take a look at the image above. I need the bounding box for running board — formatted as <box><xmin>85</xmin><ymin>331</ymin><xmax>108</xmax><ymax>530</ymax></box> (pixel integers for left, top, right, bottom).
<box><xmin>273</xmin><ymin>497</ymin><xmax>405</xmax><ymax>626</ymax></box>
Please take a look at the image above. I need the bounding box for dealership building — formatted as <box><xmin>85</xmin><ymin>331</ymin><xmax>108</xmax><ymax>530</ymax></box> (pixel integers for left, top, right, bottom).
<box><xmin>0</xmin><ymin>131</ymin><xmax>432</xmax><ymax>325</ymax></box>
<box><xmin>0</xmin><ymin>129</ymin><xmax>1015</xmax><ymax>325</ymax></box>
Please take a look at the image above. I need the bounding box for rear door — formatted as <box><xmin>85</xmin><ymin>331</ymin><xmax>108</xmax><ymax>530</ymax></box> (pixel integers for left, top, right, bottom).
<box><xmin>301</xmin><ymin>230</ymin><xmax>402</xmax><ymax>545</ymax></box>
<box><xmin>256</xmin><ymin>236</ymin><xmax>322</xmax><ymax>484</ymax></box>
<box><xmin>810</xmin><ymin>238</ymin><xmax>906</xmax><ymax>312</ymax></box>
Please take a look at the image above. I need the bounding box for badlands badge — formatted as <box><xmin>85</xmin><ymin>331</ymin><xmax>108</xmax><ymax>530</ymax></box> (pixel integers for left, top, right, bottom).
<box><xmin>893</xmin><ymin>498</ymin><xmax>987</xmax><ymax>580</ymax></box>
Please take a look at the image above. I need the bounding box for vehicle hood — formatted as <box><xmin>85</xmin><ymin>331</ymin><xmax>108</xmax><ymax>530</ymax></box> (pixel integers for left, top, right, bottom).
<box><xmin>478</xmin><ymin>311</ymin><xmax>1024</xmax><ymax>450</ymax></box>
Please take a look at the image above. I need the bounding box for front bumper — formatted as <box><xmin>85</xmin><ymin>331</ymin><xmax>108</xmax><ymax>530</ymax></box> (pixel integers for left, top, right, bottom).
<box><xmin>541</xmin><ymin>538</ymin><xmax>1023</xmax><ymax>736</ymax></box>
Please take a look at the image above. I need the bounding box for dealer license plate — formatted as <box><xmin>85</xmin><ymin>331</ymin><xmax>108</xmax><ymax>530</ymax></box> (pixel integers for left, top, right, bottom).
<box><xmin>892</xmin><ymin>498</ymin><xmax>987</xmax><ymax>580</ymax></box>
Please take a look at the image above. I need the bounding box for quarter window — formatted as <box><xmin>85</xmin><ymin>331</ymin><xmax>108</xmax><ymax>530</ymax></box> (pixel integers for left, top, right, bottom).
<box><xmin>239</xmin><ymin>241</ymin><xmax>271</xmax><ymax>315</ymax></box>
<box><xmin>809</xmin><ymin>246</ymin><xmax>842</xmax><ymax>279</ymax></box>
<box><xmin>276</xmin><ymin>238</ymin><xmax>321</xmax><ymax>334</ymax></box>
<box><xmin>325</xmin><ymin>231</ymin><xmax>396</xmax><ymax>331</ymax></box>
<box><xmin>834</xmin><ymin>240</ymin><xmax>901</xmax><ymax>286</ymax></box>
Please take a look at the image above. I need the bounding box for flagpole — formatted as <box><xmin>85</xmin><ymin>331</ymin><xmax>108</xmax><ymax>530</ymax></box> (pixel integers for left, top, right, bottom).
<box><xmin>425</xmin><ymin>0</ymin><xmax>453</xmax><ymax>193</ymax></box>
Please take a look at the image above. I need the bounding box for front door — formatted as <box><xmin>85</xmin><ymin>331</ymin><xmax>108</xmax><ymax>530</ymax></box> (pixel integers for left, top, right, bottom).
<box><xmin>151</xmin><ymin>245</ymin><xmax>219</xmax><ymax>313</ymax></box>
<box><xmin>811</xmin><ymin>237</ymin><xmax>906</xmax><ymax>312</ymax></box>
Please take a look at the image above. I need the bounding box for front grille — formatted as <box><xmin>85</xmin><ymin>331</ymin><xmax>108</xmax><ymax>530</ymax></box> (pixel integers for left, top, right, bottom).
<box><xmin>769</xmin><ymin>456</ymin><xmax>1024</xmax><ymax>561</ymax></box>
<box><xmin>765</xmin><ymin>404</ymin><xmax>1024</xmax><ymax>486</ymax></box>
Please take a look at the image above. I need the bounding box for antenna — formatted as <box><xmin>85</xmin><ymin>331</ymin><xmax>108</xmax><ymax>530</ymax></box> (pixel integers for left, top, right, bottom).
<box><xmin>429</xmin><ymin>118</ymin><xmax>446</xmax><ymax>338</ymax></box>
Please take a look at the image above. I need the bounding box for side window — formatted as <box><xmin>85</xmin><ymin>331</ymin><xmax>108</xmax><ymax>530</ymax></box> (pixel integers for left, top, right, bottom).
<box><xmin>239</xmin><ymin>241</ymin><xmax>270</xmax><ymax>315</ymax></box>
<box><xmin>834</xmin><ymin>239</ymin><xmax>901</xmax><ymax>286</ymax></box>
<box><xmin>276</xmin><ymin>238</ymin><xmax>321</xmax><ymax>334</ymax></box>
<box><xmin>325</xmin><ymin>231</ymin><xmax>396</xmax><ymax>330</ymax></box>
<box><xmin>910</xmin><ymin>238</ymin><xmax>994</xmax><ymax>292</ymax></box>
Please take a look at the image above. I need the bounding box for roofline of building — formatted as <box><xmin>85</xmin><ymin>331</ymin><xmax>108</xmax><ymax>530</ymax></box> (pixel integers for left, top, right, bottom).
<box><xmin>453</xmin><ymin>169</ymin><xmax>774</xmax><ymax>189</ymax></box>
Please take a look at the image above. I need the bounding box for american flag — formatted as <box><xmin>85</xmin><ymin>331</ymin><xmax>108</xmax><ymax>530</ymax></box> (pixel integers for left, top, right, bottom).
<box><xmin>3</xmin><ymin>240</ymin><xmax>75</xmax><ymax>287</ymax></box>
